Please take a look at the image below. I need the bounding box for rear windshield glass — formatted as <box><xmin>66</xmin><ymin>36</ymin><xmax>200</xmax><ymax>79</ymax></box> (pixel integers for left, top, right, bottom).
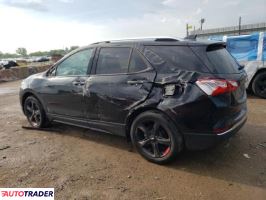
<box><xmin>190</xmin><ymin>45</ymin><xmax>240</xmax><ymax>74</ymax></box>
<box><xmin>206</xmin><ymin>47</ymin><xmax>240</xmax><ymax>73</ymax></box>
<box><xmin>146</xmin><ymin>46</ymin><xmax>209</xmax><ymax>73</ymax></box>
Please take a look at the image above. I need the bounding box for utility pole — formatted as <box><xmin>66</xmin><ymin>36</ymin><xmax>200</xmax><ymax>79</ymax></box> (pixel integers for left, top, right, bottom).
<box><xmin>186</xmin><ymin>24</ymin><xmax>193</xmax><ymax>36</ymax></box>
<box><xmin>200</xmin><ymin>18</ymin><xmax>205</xmax><ymax>30</ymax></box>
<box><xmin>238</xmin><ymin>16</ymin><xmax>242</xmax><ymax>35</ymax></box>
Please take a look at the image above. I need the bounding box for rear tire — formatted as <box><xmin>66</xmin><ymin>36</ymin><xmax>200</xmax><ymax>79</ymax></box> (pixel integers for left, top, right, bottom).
<box><xmin>23</xmin><ymin>96</ymin><xmax>49</xmax><ymax>128</ymax></box>
<box><xmin>130</xmin><ymin>111</ymin><xmax>183</xmax><ymax>164</ymax></box>
<box><xmin>252</xmin><ymin>71</ymin><xmax>266</xmax><ymax>99</ymax></box>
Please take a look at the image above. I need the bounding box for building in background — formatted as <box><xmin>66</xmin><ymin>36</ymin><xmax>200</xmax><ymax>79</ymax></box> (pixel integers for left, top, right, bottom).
<box><xmin>189</xmin><ymin>22</ymin><xmax>266</xmax><ymax>40</ymax></box>
<box><xmin>189</xmin><ymin>22</ymin><xmax>266</xmax><ymax>98</ymax></box>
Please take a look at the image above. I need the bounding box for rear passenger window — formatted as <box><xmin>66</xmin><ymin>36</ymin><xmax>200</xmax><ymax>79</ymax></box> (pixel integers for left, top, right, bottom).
<box><xmin>129</xmin><ymin>50</ymin><xmax>147</xmax><ymax>73</ymax></box>
<box><xmin>96</xmin><ymin>47</ymin><xmax>131</xmax><ymax>74</ymax></box>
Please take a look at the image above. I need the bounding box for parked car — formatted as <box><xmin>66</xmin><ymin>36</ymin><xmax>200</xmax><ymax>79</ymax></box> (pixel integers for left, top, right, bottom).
<box><xmin>34</xmin><ymin>56</ymin><xmax>50</xmax><ymax>62</ymax></box>
<box><xmin>20</xmin><ymin>38</ymin><xmax>247</xmax><ymax>164</ymax></box>
<box><xmin>1</xmin><ymin>60</ymin><xmax>18</xmax><ymax>69</ymax></box>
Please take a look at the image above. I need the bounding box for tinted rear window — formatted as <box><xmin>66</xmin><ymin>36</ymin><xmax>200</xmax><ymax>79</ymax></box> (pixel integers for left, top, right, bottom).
<box><xmin>191</xmin><ymin>45</ymin><xmax>240</xmax><ymax>74</ymax></box>
<box><xmin>206</xmin><ymin>47</ymin><xmax>240</xmax><ymax>73</ymax></box>
<box><xmin>146</xmin><ymin>46</ymin><xmax>209</xmax><ymax>73</ymax></box>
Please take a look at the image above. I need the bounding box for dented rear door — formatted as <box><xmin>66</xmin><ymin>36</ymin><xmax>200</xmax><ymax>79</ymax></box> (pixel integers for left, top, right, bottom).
<box><xmin>84</xmin><ymin>47</ymin><xmax>156</xmax><ymax>124</ymax></box>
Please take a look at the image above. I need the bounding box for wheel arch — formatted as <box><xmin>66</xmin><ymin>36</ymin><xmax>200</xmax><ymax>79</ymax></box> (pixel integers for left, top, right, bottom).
<box><xmin>125</xmin><ymin>107</ymin><xmax>154</xmax><ymax>141</ymax></box>
<box><xmin>21</xmin><ymin>91</ymin><xmax>43</xmax><ymax>114</ymax></box>
<box><xmin>125</xmin><ymin>106</ymin><xmax>184</xmax><ymax>142</ymax></box>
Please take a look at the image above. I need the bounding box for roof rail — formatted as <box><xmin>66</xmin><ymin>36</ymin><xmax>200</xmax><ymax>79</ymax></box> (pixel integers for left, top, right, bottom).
<box><xmin>154</xmin><ymin>38</ymin><xmax>179</xmax><ymax>42</ymax></box>
<box><xmin>91</xmin><ymin>37</ymin><xmax>180</xmax><ymax>45</ymax></box>
<box><xmin>91</xmin><ymin>41</ymin><xmax>110</xmax><ymax>45</ymax></box>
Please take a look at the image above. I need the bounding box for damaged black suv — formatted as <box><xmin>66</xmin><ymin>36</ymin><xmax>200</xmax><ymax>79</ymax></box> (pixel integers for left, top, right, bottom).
<box><xmin>20</xmin><ymin>38</ymin><xmax>247</xmax><ymax>164</ymax></box>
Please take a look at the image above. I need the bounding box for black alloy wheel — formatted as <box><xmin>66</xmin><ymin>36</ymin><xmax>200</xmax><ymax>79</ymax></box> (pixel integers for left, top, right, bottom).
<box><xmin>130</xmin><ymin>111</ymin><xmax>183</xmax><ymax>164</ymax></box>
<box><xmin>252</xmin><ymin>71</ymin><xmax>266</xmax><ymax>99</ymax></box>
<box><xmin>24</xmin><ymin>96</ymin><xmax>46</xmax><ymax>128</ymax></box>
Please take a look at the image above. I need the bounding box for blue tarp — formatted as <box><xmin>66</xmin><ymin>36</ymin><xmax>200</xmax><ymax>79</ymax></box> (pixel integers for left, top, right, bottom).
<box><xmin>226</xmin><ymin>33</ymin><xmax>259</xmax><ymax>61</ymax></box>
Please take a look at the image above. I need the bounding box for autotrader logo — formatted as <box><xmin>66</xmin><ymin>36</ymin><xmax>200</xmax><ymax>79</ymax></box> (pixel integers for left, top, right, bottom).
<box><xmin>0</xmin><ymin>188</ymin><xmax>54</xmax><ymax>199</ymax></box>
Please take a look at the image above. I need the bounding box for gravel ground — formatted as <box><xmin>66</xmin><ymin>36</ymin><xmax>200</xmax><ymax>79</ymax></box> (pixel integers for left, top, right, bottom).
<box><xmin>0</xmin><ymin>80</ymin><xmax>265</xmax><ymax>200</ymax></box>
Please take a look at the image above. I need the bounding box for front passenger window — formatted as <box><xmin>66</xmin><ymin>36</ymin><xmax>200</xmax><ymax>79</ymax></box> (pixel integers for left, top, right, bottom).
<box><xmin>56</xmin><ymin>48</ymin><xmax>94</xmax><ymax>76</ymax></box>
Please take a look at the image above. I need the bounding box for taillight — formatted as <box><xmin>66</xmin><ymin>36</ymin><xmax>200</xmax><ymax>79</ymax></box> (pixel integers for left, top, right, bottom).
<box><xmin>196</xmin><ymin>78</ymin><xmax>238</xmax><ymax>96</ymax></box>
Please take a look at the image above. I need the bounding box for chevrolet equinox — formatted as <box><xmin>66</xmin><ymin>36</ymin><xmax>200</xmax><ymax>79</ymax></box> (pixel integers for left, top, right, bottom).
<box><xmin>20</xmin><ymin>38</ymin><xmax>247</xmax><ymax>164</ymax></box>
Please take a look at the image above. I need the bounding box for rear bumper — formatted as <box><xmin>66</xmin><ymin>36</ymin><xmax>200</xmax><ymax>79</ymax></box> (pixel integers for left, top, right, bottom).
<box><xmin>184</xmin><ymin>116</ymin><xmax>247</xmax><ymax>150</ymax></box>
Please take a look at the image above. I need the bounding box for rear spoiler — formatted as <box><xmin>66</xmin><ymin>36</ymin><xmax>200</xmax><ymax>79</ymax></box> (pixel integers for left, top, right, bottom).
<box><xmin>184</xmin><ymin>34</ymin><xmax>197</xmax><ymax>40</ymax></box>
<box><xmin>206</xmin><ymin>42</ymin><xmax>226</xmax><ymax>51</ymax></box>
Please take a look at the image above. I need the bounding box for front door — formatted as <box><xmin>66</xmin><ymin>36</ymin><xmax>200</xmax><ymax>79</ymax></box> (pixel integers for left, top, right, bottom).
<box><xmin>42</xmin><ymin>48</ymin><xmax>95</xmax><ymax>119</ymax></box>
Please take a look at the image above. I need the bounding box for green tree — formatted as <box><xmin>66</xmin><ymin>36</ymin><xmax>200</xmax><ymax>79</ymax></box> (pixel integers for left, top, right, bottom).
<box><xmin>29</xmin><ymin>51</ymin><xmax>49</xmax><ymax>57</ymax></box>
<box><xmin>49</xmin><ymin>49</ymin><xmax>66</xmax><ymax>56</ymax></box>
<box><xmin>16</xmin><ymin>47</ymin><xmax>27</xmax><ymax>57</ymax></box>
<box><xmin>65</xmin><ymin>47</ymin><xmax>69</xmax><ymax>53</ymax></box>
<box><xmin>69</xmin><ymin>46</ymin><xmax>79</xmax><ymax>52</ymax></box>
<box><xmin>0</xmin><ymin>52</ymin><xmax>18</xmax><ymax>59</ymax></box>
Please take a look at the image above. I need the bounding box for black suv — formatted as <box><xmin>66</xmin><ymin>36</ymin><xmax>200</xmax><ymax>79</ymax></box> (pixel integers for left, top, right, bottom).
<box><xmin>20</xmin><ymin>38</ymin><xmax>247</xmax><ymax>164</ymax></box>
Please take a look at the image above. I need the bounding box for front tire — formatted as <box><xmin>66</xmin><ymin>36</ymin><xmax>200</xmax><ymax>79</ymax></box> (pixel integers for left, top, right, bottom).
<box><xmin>252</xmin><ymin>71</ymin><xmax>266</xmax><ymax>99</ymax></box>
<box><xmin>23</xmin><ymin>96</ymin><xmax>48</xmax><ymax>128</ymax></box>
<box><xmin>130</xmin><ymin>111</ymin><xmax>183</xmax><ymax>164</ymax></box>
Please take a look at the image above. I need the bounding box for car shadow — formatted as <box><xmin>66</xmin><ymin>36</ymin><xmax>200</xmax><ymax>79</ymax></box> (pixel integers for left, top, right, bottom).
<box><xmin>167</xmin><ymin>123</ymin><xmax>266</xmax><ymax>189</ymax></box>
<box><xmin>36</xmin><ymin>122</ymin><xmax>266</xmax><ymax>189</ymax></box>
<box><xmin>247</xmin><ymin>91</ymin><xmax>262</xmax><ymax>99</ymax></box>
<box><xmin>48</xmin><ymin>122</ymin><xmax>132</xmax><ymax>152</ymax></box>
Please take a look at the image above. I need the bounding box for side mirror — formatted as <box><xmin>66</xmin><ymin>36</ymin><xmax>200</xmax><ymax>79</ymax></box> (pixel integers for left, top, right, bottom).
<box><xmin>46</xmin><ymin>66</ymin><xmax>56</xmax><ymax>77</ymax></box>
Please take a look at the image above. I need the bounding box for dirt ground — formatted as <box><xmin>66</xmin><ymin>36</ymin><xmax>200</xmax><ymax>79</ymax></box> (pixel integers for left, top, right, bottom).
<box><xmin>0</xmin><ymin>80</ymin><xmax>265</xmax><ymax>200</ymax></box>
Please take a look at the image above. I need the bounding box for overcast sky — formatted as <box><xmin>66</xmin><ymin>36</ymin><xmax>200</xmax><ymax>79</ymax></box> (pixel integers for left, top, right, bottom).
<box><xmin>0</xmin><ymin>0</ymin><xmax>265</xmax><ymax>53</ymax></box>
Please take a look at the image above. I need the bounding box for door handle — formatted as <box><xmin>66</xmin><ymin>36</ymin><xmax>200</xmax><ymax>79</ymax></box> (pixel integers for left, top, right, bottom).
<box><xmin>73</xmin><ymin>80</ymin><xmax>85</xmax><ymax>86</ymax></box>
<box><xmin>127</xmin><ymin>80</ymin><xmax>147</xmax><ymax>85</ymax></box>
